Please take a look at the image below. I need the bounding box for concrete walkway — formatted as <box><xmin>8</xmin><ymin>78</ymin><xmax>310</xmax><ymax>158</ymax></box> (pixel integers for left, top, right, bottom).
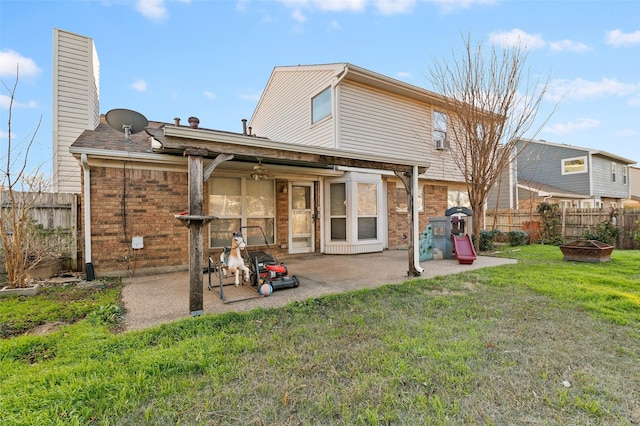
<box><xmin>121</xmin><ymin>250</ymin><xmax>517</xmax><ymax>331</ymax></box>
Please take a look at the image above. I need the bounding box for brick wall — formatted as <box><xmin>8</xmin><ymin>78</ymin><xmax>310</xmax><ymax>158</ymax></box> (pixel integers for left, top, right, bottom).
<box><xmin>386</xmin><ymin>180</ymin><xmax>449</xmax><ymax>249</ymax></box>
<box><xmin>85</xmin><ymin>165</ymin><xmax>189</xmax><ymax>276</ymax></box>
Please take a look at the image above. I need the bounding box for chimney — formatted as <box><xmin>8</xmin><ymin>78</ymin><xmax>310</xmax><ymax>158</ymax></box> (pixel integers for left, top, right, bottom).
<box><xmin>174</xmin><ymin>117</ymin><xmax>181</xmax><ymax>126</ymax></box>
<box><xmin>248</xmin><ymin>126</ymin><xmax>252</xmax><ymax>136</ymax></box>
<box><xmin>242</xmin><ymin>119</ymin><xmax>247</xmax><ymax>135</ymax></box>
<box><xmin>188</xmin><ymin>116</ymin><xmax>200</xmax><ymax>129</ymax></box>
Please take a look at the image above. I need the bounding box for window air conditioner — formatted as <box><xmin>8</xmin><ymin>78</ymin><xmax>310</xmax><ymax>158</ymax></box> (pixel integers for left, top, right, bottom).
<box><xmin>435</xmin><ymin>138</ymin><xmax>447</xmax><ymax>150</ymax></box>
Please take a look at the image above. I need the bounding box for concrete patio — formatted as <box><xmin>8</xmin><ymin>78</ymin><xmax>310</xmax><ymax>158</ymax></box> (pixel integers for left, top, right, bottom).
<box><xmin>121</xmin><ymin>250</ymin><xmax>517</xmax><ymax>331</ymax></box>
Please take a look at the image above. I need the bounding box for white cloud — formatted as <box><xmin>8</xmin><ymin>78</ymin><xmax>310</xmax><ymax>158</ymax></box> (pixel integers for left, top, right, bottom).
<box><xmin>0</xmin><ymin>93</ymin><xmax>38</xmax><ymax>110</ymax></box>
<box><xmin>0</xmin><ymin>49</ymin><xmax>41</xmax><ymax>79</ymax></box>
<box><xmin>278</xmin><ymin>0</ymin><xmax>365</xmax><ymax>12</ymax></box>
<box><xmin>277</xmin><ymin>0</ymin><xmax>491</xmax><ymax>14</ymax></box>
<box><xmin>489</xmin><ymin>29</ymin><xmax>546</xmax><ymax>50</ymax></box>
<box><xmin>131</xmin><ymin>79</ymin><xmax>148</xmax><ymax>92</ymax></box>
<box><xmin>203</xmin><ymin>91</ymin><xmax>216</xmax><ymax>100</ymax></box>
<box><xmin>396</xmin><ymin>71</ymin><xmax>412</xmax><ymax>79</ymax></box>
<box><xmin>314</xmin><ymin>0</ymin><xmax>366</xmax><ymax>12</ymax></box>
<box><xmin>546</xmin><ymin>77</ymin><xmax>640</xmax><ymax>103</ymax></box>
<box><xmin>549</xmin><ymin>39</ymin><xmax>591</xmax><ymax>52</ymax></box>
<box><xmin>606</xmin><ymin>29</ymin><xmax>640</xmax><ymax>47</ymax></box>
<box><xmin>292</xmin><ymin>8</ymin><xmax>306</xmax><ymax>23</ymax></box>
<box><xmin>375</xmin><ymin>0</ymin><xmax>415</xmax><ymax>15</ymax></box>
<box><xmin>426</xmin><ymin>0</ymin><xmax>497</xmax><ymax>13</ymax></box>
<box><xmin>136</xmin><ymin>0</ymin><xmax>168</xmax><ymax>21</ymax></box>
<box><xmin>544</xmin><ymin>118</ymin><xmax>600</xmax><ymax>135</ymax></box>
<box><xmin>235</xmin><ymin>0</ymin><xmax>248</xmax><ymax>13</ymax></box>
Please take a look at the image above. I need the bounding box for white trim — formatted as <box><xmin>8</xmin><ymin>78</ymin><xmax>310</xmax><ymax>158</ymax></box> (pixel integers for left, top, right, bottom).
<box><xmin>81</xmin><ymin>154</ymin><xmax>92</xmax><ymax>264</ymax></box>
<box><xmin>412</xmin><ymin>165</ymin><xmax>424</xmax><ymax>274</ymax></box>
<box><xmin>288</xmin><ymin>181</ymin><xmax>315</xmax><ymax>254</ymax></box>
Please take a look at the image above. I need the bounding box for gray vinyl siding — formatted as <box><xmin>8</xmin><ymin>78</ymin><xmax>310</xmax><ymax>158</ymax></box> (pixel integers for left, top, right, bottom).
<box><xmin>53</xmin><ymin>28</ymin><xmax>100</xmax><ymax>193</ymax></box>
<box><xmin>249</xmin><ymin>68</ymin><xmax>335</xmax><ymax>148</ymax></box>
<box><xmin>516</xmin><ymin>141</ymin><xmax>590</xmax><ymax>195</ymax></box>
<box><xmin>487</xmin><ymin>161</ymin><xmax>515</xmax><ymax>209</ymax></box>
<box><xmin>338</xmin><ymin>81</ymin><xmax>464</xmax><ymax>182</ymax></box>
<box><xmin>591</xmin><ymin>155</ymin><xmax>630</xmax><ymax>198</ymax></box>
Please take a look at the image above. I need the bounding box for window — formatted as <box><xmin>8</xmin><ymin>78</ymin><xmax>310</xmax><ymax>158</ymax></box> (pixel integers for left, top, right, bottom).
<box><xmin>395</xmin><ymin>182</ymin><xmax>424</xmax><ymax>213</ymax></box>
<box><xmin>611</xmin><ymin>162</ymin><xmax>617</xmax><ymax>182</ymax></box>
<box><xmin>358</xmin><ymin>183</ymin><xmax>377</xmax><ymax>240</ymax></box>
<box><xmin>623</xmin><ymin>166</ymin><xmax>628</xmax><ymax>184</ymax></box>
<box><xmin>448</xmin><ymin>190</ymin><xmax>470</xmax><ymax>209</ymax></box>
<box><xmin>433</xmin><ymin>111</ymin><xmax>448</xmax><ymax>149</ymax></box>
<box><xmin>561</xmin><ymin>156</ymin><xmax>587</xmax><ymax>175</ymax></box>
<box><xmin>329</xmin><ymin>183</ymin><xmax>347</xmax><ymax>241</ymax></box>
<box><xmin>312</xmin><ymin>87</ymin><xmax>331</xmax><ymax>124</ymax></box>
<box><xmin>209</xmin><ymin>177</ymin><xmax>275</xmax><ymax>247</ymax></box>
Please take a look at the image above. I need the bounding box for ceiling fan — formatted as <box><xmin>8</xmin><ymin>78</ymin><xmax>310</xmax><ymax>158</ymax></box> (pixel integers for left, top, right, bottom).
<box><xmin>250</xmin><ymin>159</ymin><xmax>269</xmax><ymax>180</ymax></box>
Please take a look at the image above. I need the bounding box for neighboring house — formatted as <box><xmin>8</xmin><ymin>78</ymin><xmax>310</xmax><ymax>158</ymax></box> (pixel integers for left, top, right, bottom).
<box><xmin>624</xmin><ymin>166</ymin><xmax>640</xmax><ymax>208</ymax></box>
<box><xmin>488</xmin><ymin>138</ymin><xmax>636</xmax><ymax>210</ymax></box>
<box><xmin>64</xmin><ymin>45</ymin><xmax>471</xmax><ymax>276</ymax></box>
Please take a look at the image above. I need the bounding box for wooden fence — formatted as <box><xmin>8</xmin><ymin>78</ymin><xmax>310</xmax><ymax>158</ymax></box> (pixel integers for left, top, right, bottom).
<box><xmin>1</xmin><ymin>191</ymin><xmax>80</xmax><ymax>270</ymax></box>
<box><xmin>486</xmin><ymin>208</ymin><xmax>640</xmax><ymax>249</ymax></box>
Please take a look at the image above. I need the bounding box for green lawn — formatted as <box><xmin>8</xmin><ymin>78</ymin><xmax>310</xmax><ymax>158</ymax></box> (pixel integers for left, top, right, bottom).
<box><xmin>1</xmin><ymin>245</ymin><xmax>639</xmax><ymax>425</ymax></box>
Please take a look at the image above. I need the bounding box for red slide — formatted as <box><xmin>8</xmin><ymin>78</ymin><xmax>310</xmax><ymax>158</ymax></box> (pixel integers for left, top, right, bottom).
<box><xmin>451</xmin><ymin>234</ymin><xmax>477</xmax><ymax>264</ymax></box>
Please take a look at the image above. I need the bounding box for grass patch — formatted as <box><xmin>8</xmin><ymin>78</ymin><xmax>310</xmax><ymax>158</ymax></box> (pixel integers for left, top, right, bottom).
<box><xmin>0</xmin><ymin>279</ymin><xmax>123</xmax><ymax>338</ymax></box>
<box><xmin>1</xmin><ymin>246</ymin><xmax>639</xmax><ymax>425</ymax></box>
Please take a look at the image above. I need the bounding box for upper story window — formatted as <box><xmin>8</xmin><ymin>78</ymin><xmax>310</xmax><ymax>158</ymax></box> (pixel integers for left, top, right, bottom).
<box><xmin>561</xmin><ymin>156</ymin><xmax>587</xmax><ymax>175</ymax></box>
<box><xmin>623</xmin><ymin>165</ymin><xmax>628</xmax><ymax>184</ymax></box>
<box><xmin>312</xmin><ymin>87</ymin><xmax>331</xmax><ymax>124</ymax></box>
<box><xmin>433</xmin><ymin>111</ymin><xmax>448</xmax><ymax>150</ymax></box>
<box><xmin>611</xmin><ymin>162</ymin><xmax>617</xmax><ymax>183</ymax></box>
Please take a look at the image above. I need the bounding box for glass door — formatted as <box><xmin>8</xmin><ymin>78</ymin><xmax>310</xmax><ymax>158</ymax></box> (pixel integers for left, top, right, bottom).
<box><xmin>289</xmin><ymin>183</ymin><xmax>315</xmax><ymax>253</ymax></box>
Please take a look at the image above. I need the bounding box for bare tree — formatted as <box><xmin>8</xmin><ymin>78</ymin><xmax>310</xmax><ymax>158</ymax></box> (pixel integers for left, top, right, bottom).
<box><xmin>428</xmin><ymin>33</ymin><xmax>553</xmax><ymax>248</ymax></box>
<box><xmin>1</xmin><ymin>69</ymin><xmax>52</xmax><ymax>289</ymax></box>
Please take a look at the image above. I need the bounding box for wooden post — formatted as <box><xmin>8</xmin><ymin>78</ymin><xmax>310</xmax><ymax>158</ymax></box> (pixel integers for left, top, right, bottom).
<box><xmin>187</xmin><ymin>150</ymin><xmax>206</xmax><ymax>316</ymax></box>
<box><xmin>395</xmin><ymin>170</ymin><xmax>422</xmax><ymax>277</ymax></box>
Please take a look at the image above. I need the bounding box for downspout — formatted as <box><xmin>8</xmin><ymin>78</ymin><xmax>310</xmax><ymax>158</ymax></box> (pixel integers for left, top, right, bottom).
<box><xmin>412</xmin><ymin>165</ymin><xmax>424</xmax><ymax>274</ymax></box>
<box><xmin>81</xmin><ymin>154</ymin><xmax>95</xmax><ymax>280</ymax></box>
<box><xmin>332</xmin><ymin>64</ymin><xmax>350</xmax><ymax>150</ymax></box>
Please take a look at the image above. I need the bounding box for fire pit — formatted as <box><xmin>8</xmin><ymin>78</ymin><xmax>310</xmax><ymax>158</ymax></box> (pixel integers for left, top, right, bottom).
<box><xmin>559</xmin><ymin>240</ymin><xmax>614</xmax><ymax>263</ymax></box>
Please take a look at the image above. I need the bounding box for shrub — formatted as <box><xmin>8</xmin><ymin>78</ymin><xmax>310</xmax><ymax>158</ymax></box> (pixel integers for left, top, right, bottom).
<box><xmin>582</xmin><ymin>220</ymin><xmax>620</xmax><ymax>246</ymax></box>
<box><xmin>507</xmin><ymin>230</ymin><xmax>529</xmax><ymax>247</ymax></box>
<box><xmin>476</xmin><ymin>229</ymin><xmax>501</xmax><ymax>252</ymax></box>
<box><xmin>536</xmin><ymin>202</ymin><xmax>565</xmax><ymax>246</ymax></box>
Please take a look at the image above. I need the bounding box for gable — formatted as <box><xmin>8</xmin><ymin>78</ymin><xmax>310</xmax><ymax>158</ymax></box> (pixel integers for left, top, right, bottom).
<box><xmin>249</xmin><ymin>66</ymin><xmax>340</xmax><ymax>148</ymax></box>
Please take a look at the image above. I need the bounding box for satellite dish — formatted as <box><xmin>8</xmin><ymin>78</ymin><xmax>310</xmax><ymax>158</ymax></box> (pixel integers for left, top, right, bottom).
<box><xmin>105</xmin><ymin>108</ymin><xmax>148</xmax><ymax>144</ymax></box>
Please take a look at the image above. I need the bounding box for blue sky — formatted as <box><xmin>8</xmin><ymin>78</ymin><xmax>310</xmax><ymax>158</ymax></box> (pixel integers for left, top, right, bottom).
<box><xmin>1</xmin><ymin>0</ymin><xmax>639</xmax><ymax>179</ymax></box>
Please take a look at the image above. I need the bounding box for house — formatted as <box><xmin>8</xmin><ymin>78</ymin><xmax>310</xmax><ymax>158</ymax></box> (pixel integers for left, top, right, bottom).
<box><xmin>624</xmin><ymin>166</ymin><xmax>640</xmax><ymax>208</ymax></box>
<box><xmin>51</xmin><ymin>14</ymin><xmax>474</xmax><ymax>281</ymax></box>
<box><xmin>488</xmin><ymin>138</ymin><xmax>636</xmax><ymax>210</ymax></box>
<box><xmin>248</xmin><ymin>63</ymin><xmax>471</xmax><ymax>253</ymax></box>
<box><xmin>68</xmin><ymin>63</ymin><xmax>472</xmax><ymax>278</ymax></box>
